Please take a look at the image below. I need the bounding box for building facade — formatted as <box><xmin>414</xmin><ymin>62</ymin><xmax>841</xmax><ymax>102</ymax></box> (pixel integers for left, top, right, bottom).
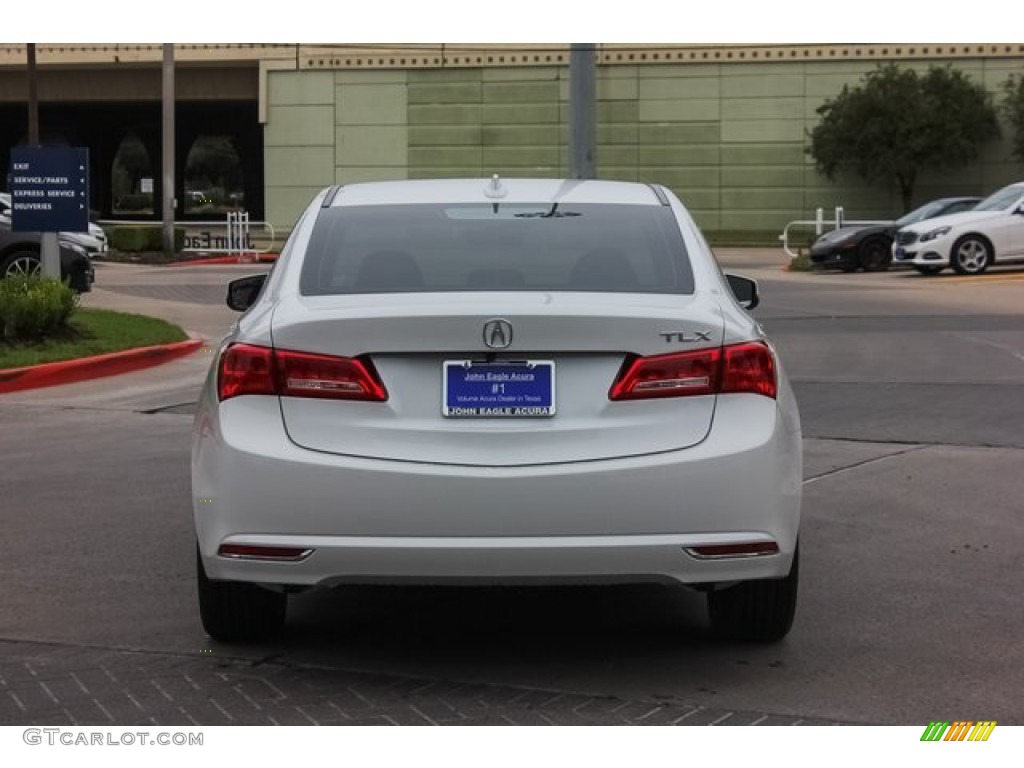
<box><xmin>3</xmin><ymin>44</ymin><xmax>1023</xmax><ymax>240</ymax></box>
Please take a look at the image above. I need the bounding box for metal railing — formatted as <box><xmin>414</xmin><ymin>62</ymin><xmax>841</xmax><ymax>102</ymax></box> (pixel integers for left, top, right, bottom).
<box><xmin>779</xmin><ymin>206</ymin><xmax>891</xmax><ymax>258</ymax></box>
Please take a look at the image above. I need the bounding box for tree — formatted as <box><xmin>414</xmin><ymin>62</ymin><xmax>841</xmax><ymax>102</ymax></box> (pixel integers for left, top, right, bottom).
<box><xmin>809</xmin><ymin>65</ymin><xmax>1000</xmax><ymax>211</ymax></box>
<box><xmin>1002</xmin><ymin>74</ymin><xmax>1024</xmax><ymax>162</ymax></box>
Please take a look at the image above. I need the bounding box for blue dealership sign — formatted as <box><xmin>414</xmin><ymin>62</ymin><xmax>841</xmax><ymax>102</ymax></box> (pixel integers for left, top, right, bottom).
<box><xmin>9</xmin><ymin>147</ymin><xmax>90</xmax><ymax>233</ymax></box>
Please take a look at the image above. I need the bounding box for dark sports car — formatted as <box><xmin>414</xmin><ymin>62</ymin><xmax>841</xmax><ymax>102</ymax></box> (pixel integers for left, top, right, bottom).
<box><xmin>809</xmin><ymin>197</ymin><xmax>981</xmax><ymax>273</ymax></box>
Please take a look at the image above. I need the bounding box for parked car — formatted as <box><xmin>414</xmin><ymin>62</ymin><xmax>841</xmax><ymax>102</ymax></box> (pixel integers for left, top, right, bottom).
<box><xmin>0</xmin><ymin>217</ymin><xmax>94</xmax><ymax>292</ymax></box>
<box><xmin>192</xmin><ymin>178</ymin><xmax>803</xmax><ymax>644</ymax></box>
<box><xmin>0</xmin><ymin>191</ymin><xmax>109</xmax><ymax>258</ymax></box>
<box><xmin>810</xmin><ymin>197</ymin><xmax>981</xmax><ymax>272</ymax></box>
<box><xmin>893</xmin><ymin>182</ymin><xmax>1024</xmax><ymax>275</ymax></box>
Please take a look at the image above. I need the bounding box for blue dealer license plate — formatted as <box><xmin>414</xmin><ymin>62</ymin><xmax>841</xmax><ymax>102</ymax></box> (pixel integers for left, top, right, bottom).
<box><xmin>443</xmin><ymin>361</ymin><xmax>556</xmax><ymax>417</ymax></box>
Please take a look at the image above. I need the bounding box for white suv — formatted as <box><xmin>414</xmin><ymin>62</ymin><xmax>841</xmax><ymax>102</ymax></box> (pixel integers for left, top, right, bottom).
<box><xmin>892</xmin><ymin>182</ymin><xmax>1024</xmax><ymax>275</ymax></box>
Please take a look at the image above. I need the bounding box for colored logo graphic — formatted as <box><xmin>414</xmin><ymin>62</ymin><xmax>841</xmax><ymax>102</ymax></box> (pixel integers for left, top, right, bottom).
<box><xmin>920</xmin><ymin>721</ymin><xmax>996</xmax><ymax>742</ymax></box>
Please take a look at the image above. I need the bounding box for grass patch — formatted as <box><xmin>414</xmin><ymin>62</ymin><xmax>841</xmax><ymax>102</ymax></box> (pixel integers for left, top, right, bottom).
<box><xmin>0</xmin><ymin>308</ymin><xmax>188</xmax><ymax>369</ymax></box>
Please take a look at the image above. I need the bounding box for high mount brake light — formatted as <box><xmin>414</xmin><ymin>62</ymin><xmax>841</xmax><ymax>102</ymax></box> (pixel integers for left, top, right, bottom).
<box><xmin>217</xmin><ymin>344</ymin><xmax>388</xmax><ymax>402</ymax></box>
<box><xmin>610</xmin><ymin>342</ymin><xmax>776</xmax><ymax>401</ymax></box>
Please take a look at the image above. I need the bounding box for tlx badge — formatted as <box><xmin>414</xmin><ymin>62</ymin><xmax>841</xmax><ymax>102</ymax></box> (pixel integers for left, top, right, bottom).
<box><xmin>659</xmin><ymin>331</ymin><xmax>712</xmax><ymax>343</ymax></box>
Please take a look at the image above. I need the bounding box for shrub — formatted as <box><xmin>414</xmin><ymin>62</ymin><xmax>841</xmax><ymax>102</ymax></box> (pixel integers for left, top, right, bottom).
<box><xmin>0</xmin><ymin>275</ymin><xmax>79</xmax><ymax>341</ymax></box>
<box><xmin>109</xmin><ymin>225</ymin><xmax>186</xmax><ymax>253</ymax></box>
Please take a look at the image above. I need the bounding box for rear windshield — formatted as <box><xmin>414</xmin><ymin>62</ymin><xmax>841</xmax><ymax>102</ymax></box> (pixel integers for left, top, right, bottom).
<box><xmin>299</xmin><ymin>203</ymin><xmax>695</xmax><ymax>295</ymax></box>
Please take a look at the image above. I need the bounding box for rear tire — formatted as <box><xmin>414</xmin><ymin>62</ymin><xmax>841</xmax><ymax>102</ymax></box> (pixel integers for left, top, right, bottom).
<box><xmin>912</xmin><ymin>265</ymin><xmax>943</xmax><ymax>276</ymax></box>
<box><xmin>707</xmin><ymin>547</ymin><xmax>798</xmax><ymax>643</ymax></box>
<box><xmin>858</xmin><ymin>238</ymin><xmax>892</xmax><ymax>272</ymax></box>
<box><xmin>197</xmin><ymin>548</ymin><xmax>287</xmax><ymax>642</ymax></box>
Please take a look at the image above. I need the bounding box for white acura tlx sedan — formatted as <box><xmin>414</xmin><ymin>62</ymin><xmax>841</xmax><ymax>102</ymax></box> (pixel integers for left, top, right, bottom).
<box><xmin>192</xmin><ymin>178</ymin><xmax>802</xmax><ymax>643</ymax></box>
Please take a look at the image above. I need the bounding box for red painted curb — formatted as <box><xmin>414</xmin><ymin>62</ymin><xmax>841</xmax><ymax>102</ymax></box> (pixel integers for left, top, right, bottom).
<box><xmin>0</xmin><ymin>338</ymin><xmax>205</xmax><ymax>394</ymax></box>
<box><xmin>167</xmin><ymin>253</ymin><xmax>279</xmax><ymax>267</ymax></box>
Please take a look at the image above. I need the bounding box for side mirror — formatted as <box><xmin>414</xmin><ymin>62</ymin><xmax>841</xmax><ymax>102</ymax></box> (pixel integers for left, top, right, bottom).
<box><xmin>726</xmin><ymin>274</ymin><xmax>759</xmax><ymax>310</ymax></box>
<box><xmin>226</xmin><ymin>274</ymin><xmax>267</xmax><ymax>312</ymax></box>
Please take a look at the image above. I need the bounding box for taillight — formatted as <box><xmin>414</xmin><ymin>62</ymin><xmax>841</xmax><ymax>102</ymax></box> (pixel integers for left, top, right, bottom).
<box><xmin>218</xmin><ymin>343</ymin><xmax>276</xmax><ymax>400</ymax></box>
<box><xmin>609</xmin><ymin>342</ymin><xmax>776</xmax><ymax>401</ymax></box>
<box><xmin>275</xmin><ymin>349</ymin><xmax>388</xmax><ymax>401</ymax></box>
<box><xmin>217</xmin><ymin>344</ymin><xmax>388</xmax><ymax>402</ymax></box>
<box><xmin>720</xmin><ymin>342</ymin><xmax>776</xmax><ymax>398</ymax></box>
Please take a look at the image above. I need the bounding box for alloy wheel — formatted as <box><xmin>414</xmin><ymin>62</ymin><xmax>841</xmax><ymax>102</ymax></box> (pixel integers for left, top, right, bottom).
<box><xmin>953</xmin><ymin>238</ymin><xmax>991</xmax><ymax>275</ymax></box>
<box><xmin>5</xmin><ymin>255</ymin><xmax>42</xmax><ymax>279</ymax></box>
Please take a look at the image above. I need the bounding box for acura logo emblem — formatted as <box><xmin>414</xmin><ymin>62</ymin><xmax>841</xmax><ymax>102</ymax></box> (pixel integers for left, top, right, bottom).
<box><xmin>483</xmin><ymin>318</ymin><xmax>513</xmax><ymax>349</ymax></box>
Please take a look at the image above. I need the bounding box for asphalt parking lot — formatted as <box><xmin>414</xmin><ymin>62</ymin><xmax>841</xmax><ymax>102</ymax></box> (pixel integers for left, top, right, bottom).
<box><xmin>1</xmin><ymin>252</ymin><xmax>1022</xmax><ymax>726</ymax></box>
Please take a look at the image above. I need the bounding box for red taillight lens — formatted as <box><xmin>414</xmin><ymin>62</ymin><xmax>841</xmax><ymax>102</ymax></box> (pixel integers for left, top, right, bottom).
<box><xmin>609</xmin><ymin>348</ymin><xmax>720</xmax><ymax>400</ymax></box>
<box><xmin>720</xmin><ymin>342</ymin><xmax>776</xmax><ymax>399</ymax></box>
<box><xmin>609</xmin><ymin>342</ymin><xmax>776</xmax><ymax>401</ymax></box>
<box><xmin>275</xmin><ymin>349</ymin><xmax>388</xmax><ymax>401</ymax></box>
<box><xmin>218</xmin><ymin>343</ymin><xmax>276</xmax><ymax>400</ymax></box>
<box><xmin>217</xmin><ymin>344</ymin><xmax>388</xmax><ymax>402</ymax></box>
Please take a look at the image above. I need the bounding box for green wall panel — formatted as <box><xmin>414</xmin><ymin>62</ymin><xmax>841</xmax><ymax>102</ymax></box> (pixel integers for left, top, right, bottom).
<box><xmin>483</xmin><ymin>67</ymin><xmax>562</xmax><ymax>82</ymax></box>
<box><xmin>265</xmin><ymin>105</ymin><xmax>334</xmax><ymax>146</ymax></box>
<box><xmin>336</xmin><ymin>70</ymin><xmax>408</xmax><ymax>84</ymax></box>
<box><xmin>408</xmin><ymin>166</ymin><xmax>485</xmax><ymax>179</ymax></box>
<box><xmin>722</xmin><ymin>97</ymin><xmax>805</xmax><ymax>120</ymax></box>
<box><xmin>639</xmin><ymin>122</ymin><xmax>721</xmax><ymax>144</ymax></box>
<box><xmin>721</xmin><ymin>188</ymin><xmax>805</xmax><ymax>210</ymax></box>
<box><xmin>335</xmin><ymin>126</ymin><xmax>407</xmax><ymax>166</ymax></box>
<box><xmin>336</xmin><ymin>84</ymin><xmax>407</xmax><ymax>125</ymax></box>
<box><xmin>721</xmin><ymin>119</ymin><xmax>805</xmax><ymax>143</ymax></box>
<box><xmin>666</xmin><ymin>189</ymin><xmax>720</xmax><ymax>209</ymax></box>
<box><xmin>408</xmin><ymin>125</ymin><xmax>482</xmax><ymax>146</ymax></box>
<box><xmin>597</xmin><ymin>124</ymin><xmax>638</xmax><ymax>144</ymax></box>
<box><xmin>722</xmin><ymin>74</ymin><xmax>805</xmax><ymax>98</ymax></box>
<box><xmin>408</xmin><ymin>146</ymin><xmax>483</xmax><ymax>167</ymax></box>
<box><xmin>638</xmin><ymin>76</ymin><xmax>720</xmax><ymax>100</ymax></box>
<box><xmin>722</xmin><ymin>166</ymin><xmax>806</xmax><ymax>187</ymax></box>
<box><xmin>721</xmin><ymin>144</ymin><xmax>808</xmax><ymax>165</ymax></box>
<box><xmin>269</xmin><ymin>71</ymin><xmax>334</xmax><ymax>105</ymax></box>
<box><xmin>265</xmin><ymin>146</ymin><xmax>335</xmax><ymax>186</ymax></box>
<box><xmin>335</xmin><ymin>166</ymin><xmax>408</xmax><ymax>184</ymax></box>
<box><xmin>639</xmin><ymin>98</ymin><xmax>720</xmax><ymax>122</ymax></box>
<box><xmin>482</xmin><ymin>103</ymin><xmax>560</xmax><ymax>124</ymax></box>
<box><xmin>483</xmin><ymin>81</ymin><xmax>561</xmax><ymax>103</ymax></box>
<box><xmin>408</xmin><ymin>104</ymin><xmax>483</xmax><ymax>125</ymax></box>
<box><xmin>408</xmin><ymin>69</ymin><xmax>482</xmax><ymax>83</ymax></box>
<box><xmin>408</xmin><ymin>82</ymin><xmax>482</xmax><ymax>104</ymax></box>
<box><xmin>263</xmin><ymin>58</ymin><xmax>1024</xmax><ymax>231</ymax></box>
<box><xmin>265</xmin><ymin>186</ymin><xmax>321</xmax><ymax>229</ymax></box>
<box><xmin>637</xmin><ymin>167</ymin><xmax>721</xmax><ymax>188</ymax></box>
<box><xmin>637</xmin><ymin>144</ymin><xmax>720</xmax><ymax>166</ymax></box>
<box><xmin>482</xmin><ymin>146</ymin><xmax>561</xmax><ymax>167</ymax></box>
<box><xmin>481</xmin><ymin>124</ymin><xmax>561</xmax><ymax>146</ymax></box>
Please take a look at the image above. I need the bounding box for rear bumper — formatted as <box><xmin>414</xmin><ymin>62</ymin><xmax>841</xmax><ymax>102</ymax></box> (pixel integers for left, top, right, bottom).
<box><xmin>193</xmin><ymin>393</ymin><xmax>802</xmax><ymax>587</ymax></box>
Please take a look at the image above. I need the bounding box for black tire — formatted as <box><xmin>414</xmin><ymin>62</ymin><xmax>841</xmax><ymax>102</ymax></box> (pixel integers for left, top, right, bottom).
<box><xmin>950</xmin><ymin>235</ymin><xmax>993</xmax><ymax>275</ymax></box>
<box><xmin>858</xmin><ymin>238</ymin><xmax>892</xmax><ymax>272</ymax></box>
<box><xmin>197</xmin><ymin>548</ymin><xmax>287</xmax><ymax>642</ymax></box>
<box><xmin>707</xmin><ymin>547</ymin><xmax>798</xmax><ymax>643</ymax></box>
<box><xmin>1</xmin><ymin>250</ymin><xmax>42</xmax><ymax>280</ymax></box>
<box><xmin>912</xmin><ymin>265</ymin><xmax>943</xmax><ymax>276</ymax></box>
